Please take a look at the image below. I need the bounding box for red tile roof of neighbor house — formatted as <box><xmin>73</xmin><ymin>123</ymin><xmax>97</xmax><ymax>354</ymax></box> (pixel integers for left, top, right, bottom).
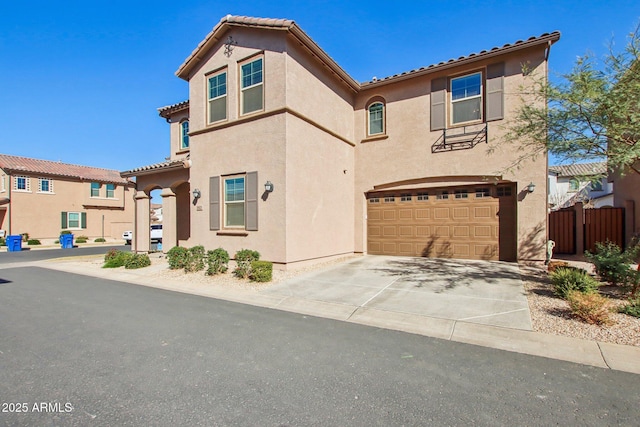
<box><xmin>0</xmin><ymin>154</ymin><xmax>130</xmax><ymax>184</ymax></box>
<box><xmin>549</xmin><ymin>162</ymin><xmax>607</xmax><ymax>177</ymax></box>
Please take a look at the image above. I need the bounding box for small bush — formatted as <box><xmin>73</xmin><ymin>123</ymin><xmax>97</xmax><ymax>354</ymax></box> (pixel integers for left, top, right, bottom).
<box><xmin>95</xmin><ymin>238</ymin><xmax>106</xmax><ymax>243</ymax></box>
<box><xmin>60</xmin><ymin>230</ymin><xmax>72</xmax><ymax>235</ymax></box>
<box><xmin>103</xmin><ymin>250</ymin><xmax>133</xmax><ymax>268</ymax></box>
<box><xmin>250</xmin><ymin>261</ymin><xmax>273</xmax><ymax>282</ymax></box>
<box><xmin>125</xmin><ymin>253</ymin><xmax>151</xmax><ymax>269</ymax></box>
<box><xmin>0</xmin><ymin>237</ymin><xmax>5</xmax><ymax>246</ymax></box>
<box><xmin>167</xmin><ymin>246</ymin><xmax>189</xmax><ymax>270</ymax></box>
<box><xmin>54</xmin><ymin>239</ymin><xmax>60</xmax><ymax>244</ymax></box>
<box><xmin>618</xmin><ymin>297</ymin><xmax>640</xmax><ymax>318</ymax></box>
<box><xmin>206</xmin><ymin>248</ymin><xmax>229</xmax><ymax>275</ymax></box>
<box><xmin>233</xmin><ymin>249</ymin><xmax>260</xmax><ymax>278</ymax></box>
<box><xmin>566</xmin><ymin>290</ymin><xmax>614</xmax><ymax>325</ymax></box>
<box><xmin>550</xmin><ymin>267</ymin><xmax>600</xmax><ymax>299</ymax></box>
<box><xmin>585</xmin><ymin>241</ymin><xmax>639</xmax><ymax>285</ymax></box>
<box><xmin>75</xmin><ymin>238</ymin><xmax>87</xmax><ymax>243</ymax></box>
<box><xmin>27</xmin><ymin>239</ymin><xmax>41</xmax><ymax>245</ymax></box>
<box><xmin>104</xmin><ymin>248</ymin><xmax>120</xmax><ymax>262</ymax></box>
<box><xmin>547</xmin><ymin>260</ymin><xmax>569</xmax><ymax>272</ymax></box>
<box><xmin>185</xmin><ymin>246</ymin><xmax>206</xmax><ymax>273</ymax></box>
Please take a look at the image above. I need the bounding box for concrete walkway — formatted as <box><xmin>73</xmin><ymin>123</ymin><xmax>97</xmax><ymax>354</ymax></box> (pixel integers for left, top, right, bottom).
<box><xmin>17</xmin><ymin>254</ymin><xmax>640</xmax><ymax>375</ymax></box>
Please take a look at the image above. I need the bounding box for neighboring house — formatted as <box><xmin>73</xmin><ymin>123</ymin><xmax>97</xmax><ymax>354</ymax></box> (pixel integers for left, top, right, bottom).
<box><xmin>0</xmin><ymin>154</ymin><xmax>134</xmax><ymax>241</ymax></box>
<box><xmin>548</xmin><ymin>162</ymin><xmax>613</xmax><ymax>210</ymax></box>
<box><xmin>612</xmin><ymin>162</ymin><xmax>640</xmax><ymax>245</ymax></box>
<box><xmin>122</xmin><ymin>15</ymin><xmax>560</xmax><ymax>266</ymax></box>
<box><xmin>150</xmin><ymin>203</ymin><xmax>163</xmax><ymax>223</ymax></box>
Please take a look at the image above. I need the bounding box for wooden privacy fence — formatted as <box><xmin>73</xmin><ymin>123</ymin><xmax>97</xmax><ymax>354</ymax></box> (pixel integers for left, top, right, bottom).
<box><xmin>549</xmin><ymin>206</ymin><xmax>625</xmax><ymax>255</ymax></box>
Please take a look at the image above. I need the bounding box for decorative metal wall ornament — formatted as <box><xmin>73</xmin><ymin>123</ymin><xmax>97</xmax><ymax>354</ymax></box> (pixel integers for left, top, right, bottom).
<box><xmin>224</xmin><ymin>36</ymin><xmax>237</xmax><ymax>57</ymax></box>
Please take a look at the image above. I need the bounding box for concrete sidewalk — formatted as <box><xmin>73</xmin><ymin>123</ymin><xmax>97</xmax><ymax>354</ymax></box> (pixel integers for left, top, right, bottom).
<box><xmin>31</xmin><ymin>255</ymin><xmax>640</xmax><ymax>375</ymax></box>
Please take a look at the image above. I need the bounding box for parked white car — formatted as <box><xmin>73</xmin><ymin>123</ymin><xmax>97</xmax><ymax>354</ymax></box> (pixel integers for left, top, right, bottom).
<box><xmin>123</xmin><ymin>224</ymin><xmax>162</xmax><ymax>245</ymax></box>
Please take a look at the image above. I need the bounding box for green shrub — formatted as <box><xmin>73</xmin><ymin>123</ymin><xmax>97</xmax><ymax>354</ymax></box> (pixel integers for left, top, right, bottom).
<box><xmin>103</xmin><ymin>250</ymin><xmax>133</xmax><ymax>268</ymax></box>
<box><xmin>54</xmin><ymin>239</ymin><xmax>60</xmax><ymax>244</ymax></box>
<box><xmin>95</xmin><ymin>238</ymin><xmax>106</xmax><ymax>243</ymax></box>
<box><xmin>60</xmin><ymin>230</ymin><xmax>72</xmax><ymax>235</ymax></box>
<box><xmin>250</xmin><ymin>261</ymin><xmax>273</xmax><ymax>282</ymax></box>
<box><xmin>75</xmin><ymin>238</ymin><xmax>87</xmax><ymax>243</ymax></box>
<box><xmin>206</xmin><ymin>248</ymin><xmax>229</xmax><ymax>275</ymax></box>
<box><xmin>550</xmin><ymin>267</ymin><xmax>600</xmax><ymax>299</ymax></box>
<box><xmin>566</xmin><ymin>290</ymin><xmax>614</xmax><ymax>325</ymax></box>
<box><xmin>185</xmin><ymin>246</ymin><xmax>206</xmax><ymax>273</ymax></box>
<box><xmin>27</xmin><ymin>239</ymin><xmax>41</xmax><ymax>245</ymax></box>
<box><xmin>125</xmin><ymin>253</ymin><xmax>151</xmax><ymax>269</ymax></box>
<box><xmin>167</xmin><ymin>246</ymin><xmax>189</xmax><ymax>270</ymax></box>
<box><xmin>0</xmin><ymin>237</ymin><xmax>5</xmax><ymax>246</ymax></box>
<box><xmin>233</xmin><ymin>249</ymin><xmax>260</xmax><ymax>278</ymax></box>
<box><xmin>585</xmin><ymin>241</ymin><xmax>639</xmax><ymax>285</ymax></box>
<box><xmin>104</xmin><ymin>248</ymin><xmax>120</xmax><ymax>262</ymax></box>
<box><xmin>618</xmin><ymin>297</ymin><xmax>640</xmax><ymax>318</ymax></box>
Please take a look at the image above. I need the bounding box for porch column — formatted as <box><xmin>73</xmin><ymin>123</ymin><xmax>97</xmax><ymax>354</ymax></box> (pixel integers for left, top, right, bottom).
<box><xmin>160</xmin><ymin>187</ymin><xmax>177</xmax><ymax>253</ymax></box>
<box><xmin>134</xmin><ymin>192</ymin><xmax>151</xmax><ymax>253</ymax></box>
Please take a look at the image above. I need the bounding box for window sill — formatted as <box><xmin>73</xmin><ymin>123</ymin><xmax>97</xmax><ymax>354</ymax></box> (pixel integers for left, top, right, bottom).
<box><xmin>176</xmin><ymin>148</ymin><xmax>190</xmax><ymax>155</ymax></box>
<box><xmin>37</xmin><ymin>192</ymin><xmax>55</xmax><ymax>195</ymax></box>
<box><xmin>89</xmin><ymin>196</ymin><xmax>119</xmax><ymax>200</ymax></box>
<box><xmin>216</xmin><ymin>231</ymin><xmax>249</xmax><ymax>237</ymax></box>
<box><xmin>361</xmin><ymin>134</ymin><xmax>389</xmax><ymax>143</ymax></box>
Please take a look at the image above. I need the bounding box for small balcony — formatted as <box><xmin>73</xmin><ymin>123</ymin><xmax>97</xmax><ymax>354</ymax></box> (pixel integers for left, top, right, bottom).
<box><xmin>431</xmin><ymin>124</ymin><xmax>487</xmax><ymax>153</ymax></box>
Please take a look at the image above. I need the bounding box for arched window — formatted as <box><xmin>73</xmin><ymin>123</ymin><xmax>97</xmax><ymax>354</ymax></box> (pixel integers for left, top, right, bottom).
<box><xmin>367</xmin><ymin>101</ymin><xmax>385</xmax><ymax>136</ymax></box>
<box><xmin>181</xmin><ymin>121</ymin><xmax>189</xmax><ymax>149</ymax></box>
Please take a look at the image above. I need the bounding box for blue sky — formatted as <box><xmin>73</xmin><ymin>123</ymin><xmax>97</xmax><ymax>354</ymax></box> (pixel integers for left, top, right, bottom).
<box><xmin>1</xmin><ymin>0</ymin><xmax>639</xmax><ymax>172</ymax></box>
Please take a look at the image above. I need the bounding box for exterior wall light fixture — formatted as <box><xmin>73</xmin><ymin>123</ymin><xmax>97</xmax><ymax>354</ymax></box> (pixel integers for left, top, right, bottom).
<box><xmin>264</xmin><ymin>181</ymin><xmax>274</xmax><ymax>193</ymax></box>
<box><xmin>193</xmin><ymin>188</ymin><xmax>202</xmax><ymax>199</ymax></box>
<box><xmin>526</xmin><ymin>182</ymin><xmax>536</xmax><ymax>193</ymax></box>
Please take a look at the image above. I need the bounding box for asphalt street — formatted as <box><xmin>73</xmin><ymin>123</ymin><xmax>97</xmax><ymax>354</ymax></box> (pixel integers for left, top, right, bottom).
<box><xmin>0</xmin><ymin>266</ymin><xmax>638</xmax><ymax>426</ymax></box>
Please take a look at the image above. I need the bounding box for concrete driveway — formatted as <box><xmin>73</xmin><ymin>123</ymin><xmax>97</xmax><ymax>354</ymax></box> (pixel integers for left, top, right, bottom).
<box><xmin>264</xmin><ymin>255</ymin><xmax>532</xmax><ymax>330</ymax></box>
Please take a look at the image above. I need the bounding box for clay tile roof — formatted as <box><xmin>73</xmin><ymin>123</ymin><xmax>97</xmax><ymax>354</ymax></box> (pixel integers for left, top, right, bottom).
<box><xmin>548</xmin><ymin>161</ymin><xmax>607</xmax><ymax>177</ymax></box>
<box><xmin>361</xmin><ymin>31</ymin><xmax>560</xmax><ymax>88</ymax></box>
<box><xmin>0</xmin><ymin>154</ymin><xmax>130</xmax><ymax>184</ymax></box>
<box><xmin>158</xmin><ymin>100</ymin><xmax>189</xmax><ymax>118</ymax></box>
<box><xmin>120</xmin><ymin>156</ymin><xmax>190</xmax><ymax>178</ymax></box>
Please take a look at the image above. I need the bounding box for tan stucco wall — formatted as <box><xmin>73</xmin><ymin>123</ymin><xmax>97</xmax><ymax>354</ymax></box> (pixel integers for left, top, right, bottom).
<box><xmin>1</xmin><ymin>174</ymin><xmax>133</xmax><ymax>240</ymax></box>
<box><xmin>353</xmin><ymin>46</ymin><xmax>549</xmax><ymax>260</ymax></box>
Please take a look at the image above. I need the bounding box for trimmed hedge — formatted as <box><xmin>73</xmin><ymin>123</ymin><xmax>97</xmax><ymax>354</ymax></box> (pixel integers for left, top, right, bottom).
<box><xmin>125</xmin><ymin>253</ymin><xmax>151</xmax><ymax>269</ymax></box>
<box><xmin>27</xmin><ymin>239</ymin><xmax>41</xmax><ymax>245</ymax></box>
<box><xmin>234</xmin><ymin>249</ymin><xmax>260</xmax><ymax>278</ymax></box>
<box><xmin>167</xmin><ymin>246</ymin><xmax>189</xmax><ymax>270</ymax></box>
<box><xmin>250</xmin><ymin>261</ymin><xmax>273</xmax><ymax>282</ymax></box>
<box><xmin>207</xmin><ymin>248</ymin><xmax>230</xmax><ymax>275</ymax></box>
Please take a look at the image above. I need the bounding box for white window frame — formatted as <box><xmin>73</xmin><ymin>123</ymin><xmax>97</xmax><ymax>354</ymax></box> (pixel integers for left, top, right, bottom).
<box><xmin>67</xmin><ymin>212</ymin><xmax>81</xmax><ymax>229</ymax></box>
<box><xmin>224</xmin><ymin>175</ymin><xmax>246</xmax><ymax>228</ymax></box>
<box><xmin>1</xmin><ymin>174</ymin><xmax>6</xmax><ymax>192</ymax></box>
<box><xmin>367</xmin><ymin>102</ymin><xmax>385</xmax><ymax>136</ymax></box>
<box><xmin>450</xmin><ymin>72</ymin><xmax>483</xmax><ymax>125</ymax></box>
<box><xmin>14</xmin><ymin>175</ymin><xmax>30</xmax><ymax>192</ymax></box>
<box><xmin>180</xmin><ymin>120</ymin><xmax>189</xmax><ymax>149</ymax></box>
<box><xmin>90</xmin><ymin>182</ymin><xmax>101</xmax><ymax>197</ymax></box>
<box><xmin>106</xmin><ymin>183</ymin><xmax>115</xmax><ymax>198</ymax></box>
<box><xmin>240</xmin><ymin>57</ymin><xmax>264</xmax><ymax>116</ymax></box>
<box><xmin>38</xmin><ymin>177</ymin><xmax>54</xmax><ymax>193</ymax></box>
<box><xmin>207</xmin><ymin>70</ymin><xmax>227</xmax><ymax>124</ymax></box>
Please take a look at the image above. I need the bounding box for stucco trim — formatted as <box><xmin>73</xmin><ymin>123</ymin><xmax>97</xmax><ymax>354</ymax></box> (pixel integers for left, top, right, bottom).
<box><xmin>361</xmin><ymin>135</ymin><xmax>389</xmax><ymax>144</ymax></box>
<box><xmin>368</xmin><ymin>175</ymin><xmax>507</xmax><ymax>192</ymax></box>
<box><xmin>189</xmin><ymin>107</ymin><xmax>356</xmax><ymax>147</ymax></box>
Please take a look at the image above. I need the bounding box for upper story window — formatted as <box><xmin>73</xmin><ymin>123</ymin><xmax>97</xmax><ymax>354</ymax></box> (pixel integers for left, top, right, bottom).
<box><xmin>208</xmin><ymin>71</ymin><xmax>227</xmax><ymax>123</ymax></box>
<box><xmin>240</xmin><ymin>57</ymin><xmax>263</xmax><ymax>115</ymax></box>
<box><xmin>224</xmin><ymin>176</ymin><xmax>245</xmax><ymax>228</ymax></box>
<box><xmin>591</xmin><ymin>180</ymin><xmax>603</xmax><ymax>191</ymax></box>
<box><xmin>38</xmin><ymin>178</ymin><xmax>53</xmax><ymax>193</ymax></box>
<box><xmin>368</xmin><ymin>102</ymin><xmax>385</xmax><ymax>135</ymax></box>
<box><xmin>106</xmin><ymin>183</ymin><xmax>115</xmax><ymax>198</ymax></box>
<box><xmin>14</xmin><ymin>176</ymin><xmax>30</xmax><ymax>192</ymax></box>
<box><xmin>451</xmin><ymin>72</ymin><xmax>482</xmax><ymax>125</ymax></box>
<box><xmin>180</xmin><ymin>121</ymin><xmax>189</xmax><ymax>149</ymax></box>
<box><xmin>90</xmin><ymin>182</ymin><xmax>100</xmax><ymax>197</ymax></box>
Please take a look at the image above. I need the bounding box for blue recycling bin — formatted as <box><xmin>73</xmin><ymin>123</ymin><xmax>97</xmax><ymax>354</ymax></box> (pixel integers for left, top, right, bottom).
<box><xmin>60</xmin><ymin>234</ymin><xmax>74</xmax><ymax>249</ymax></box>
<box><xmin>6</xmin><ymin>235</ymin><xmax>22</xmax><ymax>252</ymax></box>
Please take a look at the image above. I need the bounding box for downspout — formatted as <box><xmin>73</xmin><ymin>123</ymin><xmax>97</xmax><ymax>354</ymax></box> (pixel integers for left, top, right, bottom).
<box><xmin>7</xmin><ymin>172</ymin><xmax>11</xmax><ymax>235</ymax></box>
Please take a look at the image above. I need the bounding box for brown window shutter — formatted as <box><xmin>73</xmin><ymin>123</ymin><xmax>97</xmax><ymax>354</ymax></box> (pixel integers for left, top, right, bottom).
<box><xmin>430</xmin><ymin>77</ymin><xmax>447</xmax><ymax>131</ymax></box>
<box><xmin>486</xmin><ymin>62</ymin><xmax>505</xmax><ymax>121</ymax></box>
<box><xmin>245</xmin><ymin>171</ymin><xmax>258</xmax><ymax>231</ymax></box>
<box><xmin>209</xmin><ymin>176</ymin><xmax>220</xmax><ymax>231</ymax></box>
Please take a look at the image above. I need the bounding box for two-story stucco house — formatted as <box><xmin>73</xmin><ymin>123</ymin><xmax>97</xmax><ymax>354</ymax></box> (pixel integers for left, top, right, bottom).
<box><xmin>0</xmin><ymin>154</ymin><xmax>134</xmax><ymax>241</ymax></box>
<box><xmin>122</xmin><ymin>15</ymin><xmax>560</xmax><ymax>267</ymax></box>
<box><xmin>548</xmin><ymin>162</ymin><xmax>613</xmax><ymax>210</ymax></box>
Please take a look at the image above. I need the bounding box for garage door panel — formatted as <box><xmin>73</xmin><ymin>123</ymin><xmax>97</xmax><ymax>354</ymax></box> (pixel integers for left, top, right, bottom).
<box><xmin>367</xmin><ymin>185</ymin><xmax>515</xmax><ymax>261</ymax></box>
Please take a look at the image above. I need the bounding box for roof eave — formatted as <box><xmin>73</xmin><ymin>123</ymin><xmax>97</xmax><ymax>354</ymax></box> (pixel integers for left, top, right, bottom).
<box><xmin>361</xmin><ymin>32</ymin><xmax>561</xmax><ymax>89</ymax></box>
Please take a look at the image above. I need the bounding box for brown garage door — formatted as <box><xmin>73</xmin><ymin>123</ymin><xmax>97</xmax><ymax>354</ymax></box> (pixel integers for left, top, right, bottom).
<box><xmin>367</xmin><ymin>185</ymin><xmax>516</xmax><ymax>261</ymax></box>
